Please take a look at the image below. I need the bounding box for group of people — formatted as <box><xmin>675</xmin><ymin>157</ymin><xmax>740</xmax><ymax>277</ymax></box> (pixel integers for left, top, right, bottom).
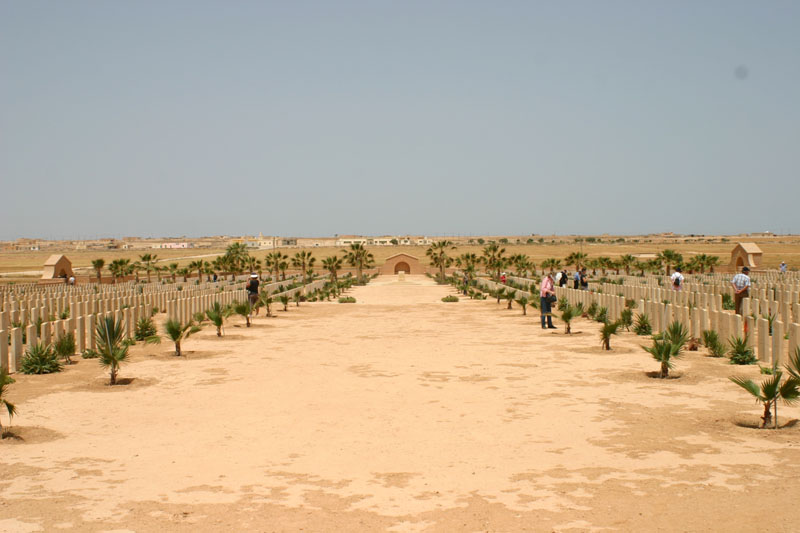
<box><xmin>509</xmin><ymin>260</ymin><xmax>788</xmax><ymax>328</ymax></box>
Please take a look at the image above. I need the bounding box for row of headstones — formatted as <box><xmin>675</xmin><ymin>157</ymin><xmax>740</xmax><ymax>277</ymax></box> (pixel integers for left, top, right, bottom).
<box><xmin>0</xmin><ymin>275</ymin><xmax>323</xmax><ymax>338</ymax></box>
<box><xmin>579</xmin><ymin>270</ymin><xmax>800</xmax><ymax>297</ymax></box>
<box><xmin>164</xmin><ymin>277</ymin><xmax>328</xmax><ymax>325</ymax></box>
<box><xmin>0</xmin><ymin>272</ymin><xmax>308</xmax><ymax>302</ymax></box>
<box><xmin>1</xmin><ymin>303</ymin><xmax>153</xmax><ymax>374</ymax></box>
<box><xmin>554</xmin><ymin>287</ymin><xmax>800</xmax><ymax>368</ymax></box>
<box><xmin>0</xmin><ymin>274</ymin><xmax>311</xmax><ymax>316</ymax></box>
<box><xmin>0</xmin><ymin>277</ymin><xmax>331</xmax><ymax>373</ymax></box>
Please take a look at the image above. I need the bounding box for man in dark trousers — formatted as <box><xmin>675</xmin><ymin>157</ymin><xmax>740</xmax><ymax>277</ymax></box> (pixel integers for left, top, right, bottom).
<box><xmin>246</xmin><ymin>273</ymin><xmax>260</xmax><ymax>316</ymax></box>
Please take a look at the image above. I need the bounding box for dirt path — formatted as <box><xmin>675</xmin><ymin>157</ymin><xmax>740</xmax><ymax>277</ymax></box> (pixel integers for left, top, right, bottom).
<box><xmin>2</xmin><ymin>275</ymin><xmax>799</xmax><ymax>532</ymax></box>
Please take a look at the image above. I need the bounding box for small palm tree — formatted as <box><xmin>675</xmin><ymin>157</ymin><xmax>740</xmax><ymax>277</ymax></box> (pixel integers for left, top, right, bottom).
<box><xmin>206</xmin><ymin>302</ymin><xmax>232</xmax><ymax>336</ymax></box>
<box><xmin>495</xmin><ymin>287</ymin><xmax>506</xmax><ymax>305</ymax></box>
<box><xmin>1</xmin><ymin>367</ymin><xmax>17</xmax><ymax>435</ymax></box>
<box><xmin>644</xmin><ymin>338</ymin><xmax>683</xmax><ymax>378</ymax></box>
<box><xmin>600</xmin><ymin>321</ymin><xmax>620</xmax><ymax>350</ymax></box>
<box><xmin>426</xmin><ymin>241</ymin><xmax>455</xmax><ymax>283</ymax></box>
<box><xmin>96</xmin><ymin>316</ymin><xmax>129</xmax><ymax>384</ymax></box>
<box><xmin>730</xmin><ymin>372</ymin><xmax>800</xmax><ymax>428</ymax></box>
<box><xmin>279</xmin><ymin>294</ymin><xmax>290</xmax><ymax>311</ymax></box>
<box><xmin>633</xmin><ymin>314</ymin><xmax>652</xmax><ymax>336</ymax></box>
<box><xmin>561</xmin><ymin>305</ymin><xmax>578</xmax><ymax>334</ymax></box>
<box><xmin>505</xmin><ymin>291</ymin><xmax>515</xmax><ymax>310</ymax></box>
<box><xmin>294</xmin><ymin>291</ymin><xmax>302</xmax><ymax>307</ymax></box>
<box><xmin>139</xmin><ymin>253</ymin><xmax>158</xmax><ymax>283</ymax></box>
<box><xmin>147</xmin><ymin>319</ymin><xmax>201</xmax><ymax>357</ymax></box>
<box><xmin>92</xmin><ymin>258</ymin><xmax>105</xmax><ymax>284</ymax></box>
<box><xmin>53</xmin><ymin>332</ymin><xmax>76</xmax><ymax>365</ymax></box>
<box><xmin>291</xmin><ymin>251</ymin><xmax>316</xmax><ymax>285</ymax></box>
<box><xmin>188</xmin><ymin>260</ymin><xmax>205</xmax><ymax>283</ymax></box>
<box><xmin>664</xmin><ymin>321</ymin><xmax>690</xmax><ymax>351</ymax></box>
<box><xmin>619</xmin><ymin>308</ymin><xmax>633</xmax><ymax>331</ymax></box>
<box><xmin>232</xmin><ymin>301</ymin><xmax>252</xmax><ymax>327</ymax></box>
<box><xmin>728</xmin><ymin>336</ymin><xmax>757</xmax><ymax>365</ymax></box>
<box><xmin>257</xmin><ymin>292</ymin><xmax>274</xmax><ymax>317</ymax></box>
<box><xmin>515</xmin><ymin>295</ymin><xmax>529</xmax><ymax>315</ymax></box>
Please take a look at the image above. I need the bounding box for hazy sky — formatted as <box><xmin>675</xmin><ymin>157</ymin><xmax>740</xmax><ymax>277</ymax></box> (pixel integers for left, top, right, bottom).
<box><xmin>2</xmin><ymin>1</ymin><xmax>798</xmax><ymax>240</ymax></box>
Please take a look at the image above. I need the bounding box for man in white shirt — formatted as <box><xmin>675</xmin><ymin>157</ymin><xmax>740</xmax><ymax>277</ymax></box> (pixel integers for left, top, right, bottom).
<box><xmin>670</xmin><ymin>267</ymin><xmax>684</xmax><ymax>291</ymax></box>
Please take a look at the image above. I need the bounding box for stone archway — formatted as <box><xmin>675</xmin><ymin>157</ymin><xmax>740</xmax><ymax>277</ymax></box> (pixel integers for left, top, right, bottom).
<box><xmin>394</xmin><ymin>261</ymin><xmax>410</xmax><ymax>274</ymax></box>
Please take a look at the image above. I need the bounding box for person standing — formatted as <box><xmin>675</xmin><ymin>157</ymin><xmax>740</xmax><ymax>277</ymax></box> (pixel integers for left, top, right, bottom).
<box><xmin>558</xmin><ymin>269</ymin><xmax>568</xmax><ymax>288</ymax></box>
<box><xmin>579</xmin><ymin>268</ymin><xmax>589</xmax><ymax>291</ymax></box>
<box><xmin>573</xmin><ymin>270</ymin><xmax>581</xmax><ymax>289</ymax></box>
<box><xmin>780</xmin><ymin>261</ymin><xmax>787</xmax><ymax>274</ymax></box>
<box><xmin>731</xmin><ymin>266</ymin><xmax>751</xmax><ymax>315</ymax></box>
<box><xmin>246</xmin><ymin>273</ymin><xmax>260</xmax><ymax>316</ymax></box>
<box><xmin>670</xmin><ymin>267</ymin><xmax>684</xmax><ymax>291</ymax></box>
<box><xmin>540</xmin><ymin>272</ymin><xmax>557</xmax><ymax>329</ymax></box>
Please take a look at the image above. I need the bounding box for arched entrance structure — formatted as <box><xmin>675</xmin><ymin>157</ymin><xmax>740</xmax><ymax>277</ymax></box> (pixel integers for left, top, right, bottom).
<box><xmin>40</xmin><ymin>255</ymin><xmax>74</xmax><ymax>285</ymax></box>
<box><xmin>380</xmin><ymin>253</ymin><xmax>425</xmax><ymax>275</ymax></box>
<box><xmin>727</xmin><ymin>243</ymin><xmax>762</xmax><ymax>272</ymax></box>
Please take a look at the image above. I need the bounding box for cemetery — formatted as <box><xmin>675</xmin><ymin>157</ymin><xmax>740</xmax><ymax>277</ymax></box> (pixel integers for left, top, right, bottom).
<box><xmin>2</xmin><ymin>240</ymin><xmax>800</xmax><ymax>531</ymax></box>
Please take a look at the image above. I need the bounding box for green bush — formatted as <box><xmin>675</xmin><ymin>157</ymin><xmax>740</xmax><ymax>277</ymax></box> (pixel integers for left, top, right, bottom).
<box><xmin>729</xmin><ymin>336</ymin><xmax>757</xmax><ymax>365</ymax></box>
<box><xmin>702</xmin><ymin>330</ymin><xmax>726</xmax><ymax>357</ymax></box>
<box><xmin>595</xmin><ymin>307</ymin><xmax>608</xmax><ymax>324</ymax></box>
<box><xmin>20</xmin><ymin>342</ymin><xmax>62</xmax><ymax>375</ymax></box>
<box><xmin>442</xmin><ymin>295</ymin><xmax>459</xmax><ymax>302</ymax></box>
<box><xmin>82</xmin><ymin>349</ymin><xmax>100</xmax><ymax>359</ymax></box>
<box><xmin>633</xmin><ymin>314</ymin><xmax>652</xmax><ymax>336</ymax></box>
<box><xmin>53</xmin><ymin>332</ymin><xmax>76</xmax><ymax>364</ymax></box>
<box><xmin>338</xmin><ymin>296</ymin><xmax>357</xmax><ymax>303</ymax></box>
<box><xmin>619</xmin><ymin>308</ymin><xmax>633</xmax><ymax>331</ymax></box>
<box><xmin>586</xmin><ymin>302</ymin><xmax>598</xmax><ymax>319</ymax></box>
<box><xmin>721</xmin><ymin>293</ymin><xmax>735</xmax><ymax>311</ymax></box>
<box><xmin>135</xmin><ymin>317</ymin><xmax>157</xmax><ymax>341</ymax></box>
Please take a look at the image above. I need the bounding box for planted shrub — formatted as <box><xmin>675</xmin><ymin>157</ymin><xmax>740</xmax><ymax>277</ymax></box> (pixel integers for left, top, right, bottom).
<box><xmin>702</xmin><ymin>330</ymin><xmax>726</xmax><ymax>357</ymax></box>
<box><xmin>82</xmin><ymin>349</ymin><xmax>100</xmax><ymax>359</ymax></box>
<box><xmin>619</xmin><ymin>308</ymin><xmax>633</xmax><ymax>331</ymax></box>
<box><xmin>594</xmin><ymin>307</ymin><xmax>609</xmax><ymax>324</ymax></box>
<box><xmin>135</xmin><ymin>317</ymin><xmax>157</xmax><ymax>341</ymax></box>
<box><xmin>600</xmin><ymin>321</ymin><xmax>620</xmax><ymax>350</ymax></box>
<box><xmin>338</xmin><ymin>296</ymin><xmax>357</xmax><ymax>303</ymax></box>
<box><xmin>53</xmin><ymin>332</ymin><xmax>76</xmax><ymax>364</ymax></box>
<box><xmin>586</xmin><ymin>302</ymin><xmax>598</xmax><ymax>319</ymax></box>
<box><xmin>729</xmin><ymin>336</ymin><xmax>757</xmax><ymax>365</ymax></box>
<box><xmin>721</xmin><ymin>293</ymin><xmax>735</xmax><ymax>311</ymax></box>
<box><xmin>20</xmin><ymin>342</ymin><xmax>62</xmax><ymax>375</ymax></box>
<box><xmin>633</xmin><ymin>314</ymin><xmax>652</xmax><ymax>336</ymax></box>
<box><xmin>1</xmin><ymin>367</ymin><xmax>17</xmax><ymax>435</ymax></box>
<box><xmin>442</xmin><ymin>295</ymin><xmax>459</xmax><ymax>302</ymax></box>
<box><xmin>730</xmin><ymin>371</ymin><xmax>800</xmax><ymax>428</ymax></box>
<box><xmin>560</xmin><ymin>305</ymin><xmax>578</xmax><ymax>334</ymax></box>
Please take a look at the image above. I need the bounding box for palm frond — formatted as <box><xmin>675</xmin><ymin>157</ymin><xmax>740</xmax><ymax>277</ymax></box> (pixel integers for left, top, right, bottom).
<box><xmin>729</xmin><ymin>376</ymin><xmax>764</xmax><ymax>401</ymax></box>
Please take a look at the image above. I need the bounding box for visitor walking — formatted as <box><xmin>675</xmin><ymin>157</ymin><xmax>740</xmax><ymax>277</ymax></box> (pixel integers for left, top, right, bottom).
<box><xmin>246</xmin><ymin>273</ymin><xmax>260</xmax><ymax>316</ymax></box>
<box><xmin>731</xmin><ymin>266</ymin><xmax>751</xmax><ymax>315</ymax></box>
<box><xmin>670</xmin><ymin>267</ymin><xmax>684</xmax><ymax>291</ymax></box>
<box><xmin>540</xmin><ymin>272</ymin><xmax>557</xmax><ymax>329</ymax></box>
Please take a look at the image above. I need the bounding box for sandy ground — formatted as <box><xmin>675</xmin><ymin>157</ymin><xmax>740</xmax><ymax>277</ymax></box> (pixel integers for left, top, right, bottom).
<box><xmin>2</xmin><ymin>275</ymin><xmax>800</xmax><ymax>532</ymax></box>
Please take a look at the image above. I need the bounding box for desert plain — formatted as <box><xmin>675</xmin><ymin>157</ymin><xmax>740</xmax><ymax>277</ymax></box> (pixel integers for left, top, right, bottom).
<box><xmin>2</xmin><ymin>274</ymin><xmax>800</xmax><ymax>532</ymax></box>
